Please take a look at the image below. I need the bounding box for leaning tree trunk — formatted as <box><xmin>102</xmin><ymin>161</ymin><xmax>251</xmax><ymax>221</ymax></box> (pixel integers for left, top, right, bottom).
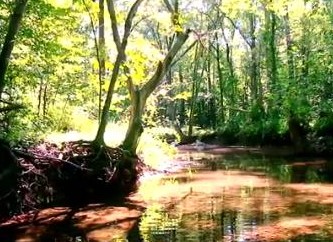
<box><xmin>0</xmin><ymin>0</ymin><xmax>28</xmax><ymax>98</ymax></box>
<box><xmin>122</xmin><ymin>30</ymin><xmax>190</xmax><ymax>154</ymax></box>
<box><xmin>94</xmin><ymin>0</ymin><xmax>144</xmax><ymax>146</ymax></box>
<box><xmin>122</xmin><ymin>90</ymin><xmax>145</xmax><ymax>153</ymax></box>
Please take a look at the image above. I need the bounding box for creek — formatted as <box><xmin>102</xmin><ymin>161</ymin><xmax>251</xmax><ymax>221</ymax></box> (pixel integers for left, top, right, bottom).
<box><xmin>1</xmin><ymin>145</ymin><xmax>333</xmax><ymax>241</ymax></box>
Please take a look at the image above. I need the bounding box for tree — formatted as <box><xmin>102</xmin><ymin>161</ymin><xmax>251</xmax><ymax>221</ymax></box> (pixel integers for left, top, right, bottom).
<box><xmin>0</xmin><ymin>0</ymin><xmax>28</xmax><ymax>98</ymax></box>
<box><xmin>122</xmin><ymin>29</ymin><xmax>190</xmax><ymax>153</ymax></box>
<box><xmin>94</xmin><ymin>0</ymin><xmax>190</xmax><ymax>154</ymax></box>
<box><xmin>82</xmin><ymin>0</ymin><xmax>106</xmax><ymax>123</ymax></box>
<box><xmin>93</xmin><ymin>0</ymin><xmax>144</xmax><ymax>146</ymax></box>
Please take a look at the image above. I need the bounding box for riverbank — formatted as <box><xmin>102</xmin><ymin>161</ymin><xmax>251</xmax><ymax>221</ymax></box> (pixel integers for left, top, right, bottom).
<box><xmin>1</xmin><ymin>144</ymin><xmax>333</xmax><ymax>241</ymax></box>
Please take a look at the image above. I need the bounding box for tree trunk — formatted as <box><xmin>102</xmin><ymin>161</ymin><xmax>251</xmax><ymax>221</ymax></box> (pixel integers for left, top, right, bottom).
<box><xmin>37</xmin><ymin>78</ymin><xmax>43</xmax><ymax>116</ymax></box>
<box><xmin>0</xmin><ymin>0</ymin><xmax>28</xmax><ymax>98</ymax></box>
<box><xmin>206</xmin><ymin>43</ymin><xmax>216</xmax><ymax>128</ymax></box>
<box><xmin>94</xmin><ymin>53</ymin><xmax>124</xmax><ymax>145</ymax></box>
<box><xmin>122</xmin><ymin>30</ymin><xmax>190</xmax><ymax>153</ymax></box>
<box><xmin>284</xmin><ymin>6</ymin><xmax>307</xmax><ymax>152</ymax></box>
<box><xmin>42</xmin><ymin>83</ymin><xmax>48</xmax><ymax>117</ymax></box>
<box><xmin>188</xmin><ymin>42</ymin><xmax>204</xmax><ymax>136</ymax></box>
<box><xmin>177</xmin><ymin>66</ymin><xmax>186</xmax><ymax>126</ymax></box>
<box><xmin>94</xmin><ymin>0</ymin><xmax>144</xmax><ymax>146</ymax></box>
<box><xmin>0</xmin><ymin>140</ymin><xmax>19</xmax><ymax>217</ymax></box>
<box><xmin>248</xmin><ymin>13</ymin><xmax>261</xmax><ymax>107</ymax></box>
<box><xmin>284</xmin><ymin>8</ymin><xmax>295</xmax><ymax>84</ymax></box>
<box><xmin>215</xmin><ymin>32</ymin><xmax>225</xmax><ymax>124</ymax></box>
<box><xmin>122</xmin><ymin>90</ymin><xmax>145</xmax><ymax>153</ymax></box>
<box><xmin>266</xmin><ymin>8</ymin><xmax>277</xmax><ymax>89</ymax></box>
<box><xmin>220</xmin><ymin>19</ymin><xmax>237</xmax><ymax>118</ymax></box>
<box><xmin>98</xmin><ymin>0</ymin><xmax>105</xmax><ymax>122</ymax></box>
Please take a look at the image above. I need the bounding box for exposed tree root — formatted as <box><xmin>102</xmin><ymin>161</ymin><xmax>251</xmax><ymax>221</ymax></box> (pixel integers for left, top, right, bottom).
<box><xmin>0</xmin><ymin>140</ymin><xmax>144</xmax><ymax>221</ymax></box>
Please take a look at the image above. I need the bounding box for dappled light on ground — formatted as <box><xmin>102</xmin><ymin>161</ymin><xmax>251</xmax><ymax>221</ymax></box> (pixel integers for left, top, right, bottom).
<box><xmin>74</xmin><ymin>204</ymin><xmax>143</xmax><ymax>241</ymax></box>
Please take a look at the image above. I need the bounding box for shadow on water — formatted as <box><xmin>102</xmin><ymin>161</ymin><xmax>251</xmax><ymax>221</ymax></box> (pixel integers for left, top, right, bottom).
<box><xmin>0</xmin><ymin>200</ymin><xmax>144</xmax><ymax>242</ymax></box>
<box><xmin>1</xmin><ymin>148</ymin><xmax>333</xmax><ymax>241</ymax></box>
<box><xmin>128</xmin><ymin>151</ymin><xmax>333</xmax><ymax>242</ymax></box>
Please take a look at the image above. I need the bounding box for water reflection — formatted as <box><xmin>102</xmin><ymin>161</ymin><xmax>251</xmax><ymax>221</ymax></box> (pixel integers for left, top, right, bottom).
<box><xmin>132</xmin><ymin>153</ymin><xmax>333</xmax><ymax>242</ymax></box>
<box><xmin>1</xmin><ymin>151</ymin><xmax>333</xmax><ymax>241</ymax></box>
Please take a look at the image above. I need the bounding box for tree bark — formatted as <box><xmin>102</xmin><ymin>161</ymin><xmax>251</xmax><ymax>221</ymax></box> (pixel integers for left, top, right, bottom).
<box><xmin>214</xmin><ymin>32</ymin><xmax>225</xmax><ymax>124</ymax></box>
<box><xmin>94</xmin><ymin>0</ymin><xmax>144</xmax><ymax>146</ymax></box>
<box><xmin>122</xmin><ymin>30</ymin><xmax>190</xmax><ymax>153</ymax></box>
<box><xmin>206</xmin><ymin>43</ymin><xmax>216</xmax><ymax>128</ymax></box>
<box><xmin>98</xmin><ymin>0</ymin><xmax>105</xmax><ymax>122</ymax></box>
<box><xmin>122</xmin><ymin>90</ymin><xmax>145</xmax><ymax>153</ymax></box>
<box><xmin>0</xmin><ymin>0</ymin><xmax>28</xmax><ymax>98</ymax></box>
<box><xmin>265</xmin><ymin>8</ymin><xmax>277</xmax><ymax>89</ymax></box>
<box><xmin>284</xmin><ymin>8</ymin><xmax>295</xmax><ymax>84</ymax></box>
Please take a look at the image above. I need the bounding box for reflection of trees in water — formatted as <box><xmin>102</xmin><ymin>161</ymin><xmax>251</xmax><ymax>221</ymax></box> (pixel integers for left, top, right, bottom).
<box><xmin>139</xmin><ymin>204</ymin><xmax>179</xmax><ymax>242</ymax></box>
<box><xmin>138</xmin><ymin>200</ymin><xmax>262</xmax><ymax>241</ymax></box>
<box><xmin>216</xmin><ymin>155</ymin><xmax>331</xmax><ymax>184</ymax></box>
<box><xmin>138</xmin><ymin>199</ymin><xmax>332</xmax><ymax>242</ymax></box>
<box><xmin>137</xmin><ymin>154</ymin><xmax>333</xmax><ymax>241</ymax></box>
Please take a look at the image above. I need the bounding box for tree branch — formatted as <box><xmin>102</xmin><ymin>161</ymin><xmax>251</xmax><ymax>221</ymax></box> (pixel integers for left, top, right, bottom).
<box><xmin>163</xmin><ymin>0</ymin><xmax>174</xmax><ymax>13</ymax></box>
<box><xmin>122</xmin><ymin>0</ymin><xmax>144</xmax><ymax>49</ymax></box>
<box><xmin>106</xmin><ymin>0</ymin><xmax>122</xmax><ymax>52</ymax></box>
<box><xmin>141</xmin><ymin>29</ymin><xmax>191</xmax><ymax>100</ymax></box>
<box><xmin>224</xmin><ymin>14</ymin><xmax>252</xmax><ymax>47</ymax></box>
<box><xmin>171</xmin><ymin>39</ymin><xmax>197</xmax><ymax>68</ymax></box>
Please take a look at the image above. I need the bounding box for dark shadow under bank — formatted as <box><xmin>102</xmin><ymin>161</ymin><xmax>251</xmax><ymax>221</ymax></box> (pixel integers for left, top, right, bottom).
<box><xmin>0</xmin><ymin>197</ymin><xmax>145</xmax><ymax>242</ymax></box>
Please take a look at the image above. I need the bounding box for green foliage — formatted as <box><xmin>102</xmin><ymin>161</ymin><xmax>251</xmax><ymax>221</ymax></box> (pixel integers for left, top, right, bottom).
<box><xmin>0</xmin><ymin>0</ymin><xmax>332</xmax><ymax>152</ymax></box>
<box><xmin>137</xmin><ymin>127</ymin><xmax>177</xmax><ymax>169</ymax></box>
<box><xmin>2</xmin><ymin>109</ymin><xmax>49</xmax><ymax>143</ymax></box>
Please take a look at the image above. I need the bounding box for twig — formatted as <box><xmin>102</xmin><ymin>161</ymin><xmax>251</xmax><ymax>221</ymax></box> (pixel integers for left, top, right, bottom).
<box><xmin>13</xmin><ymin>149</ymin><xmax>92</xmax><ymax>171</ymax></box>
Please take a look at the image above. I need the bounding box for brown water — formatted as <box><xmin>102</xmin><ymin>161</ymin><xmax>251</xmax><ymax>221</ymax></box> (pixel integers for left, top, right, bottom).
<box><xmin>1</xmin><ymin>147</ymin><xmax>333</xmax><ymax>241</ymax></box>
<box><xmin>129</xmin><ymin>148</ymin><xmax>333</xmax><ymax>242</ymax></box>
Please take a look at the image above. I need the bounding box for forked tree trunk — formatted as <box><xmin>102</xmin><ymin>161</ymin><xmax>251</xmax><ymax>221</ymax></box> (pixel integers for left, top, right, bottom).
<box><xmin>94</xmin><ymin>0</ymin><xmax>144</xmax><ymax>146</ymax></box>
<box><xmin>122</xmin><ymin>30</ymin><xmax>190</xmax><ymax>153</ymax></box>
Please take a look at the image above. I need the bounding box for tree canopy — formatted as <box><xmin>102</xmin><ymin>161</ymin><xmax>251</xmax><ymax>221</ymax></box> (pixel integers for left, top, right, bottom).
<box><xmin>0</xmin><ymin>0</ymin><xmax>332</xmax><ymax>153</ymax></box>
